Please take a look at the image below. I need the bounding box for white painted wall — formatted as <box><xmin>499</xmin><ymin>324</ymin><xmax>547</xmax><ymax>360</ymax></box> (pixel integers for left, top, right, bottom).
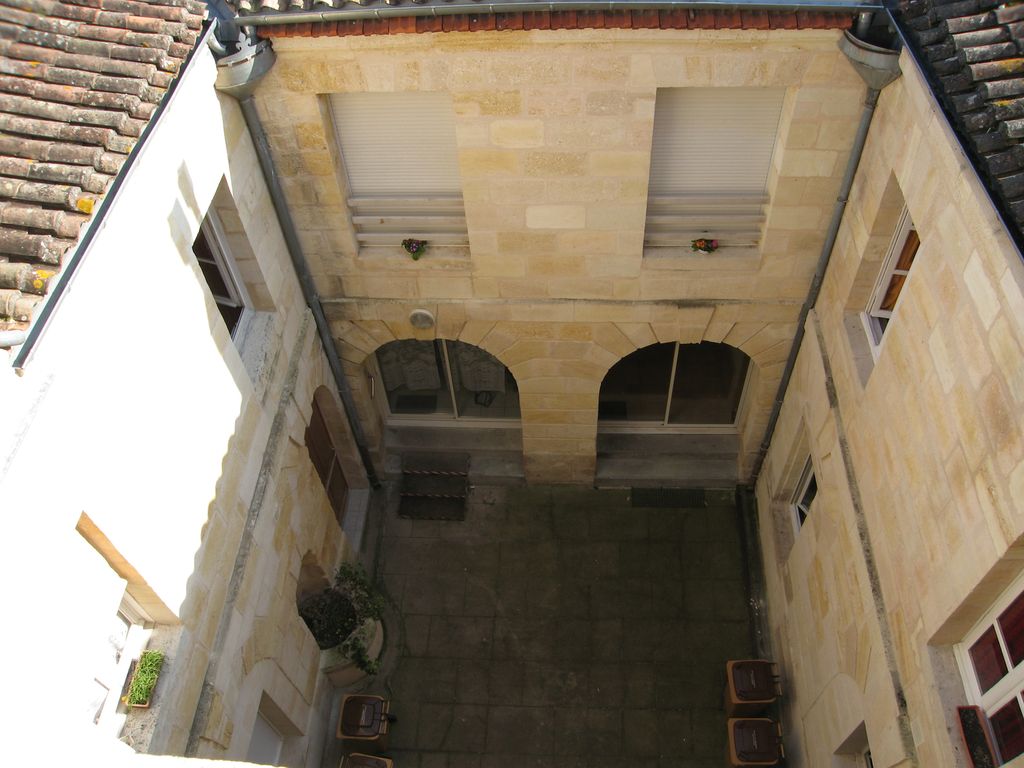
<box><xmin>0</xmin><ymin>42</ymin><xmax>303</xmax><ymax>752</ymax></box>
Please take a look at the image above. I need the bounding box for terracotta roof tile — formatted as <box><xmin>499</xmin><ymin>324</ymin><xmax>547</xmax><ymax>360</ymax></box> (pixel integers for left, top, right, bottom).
<box><xmin>0</xmin><ymin>0</ymin><xmax>204</xmax><ymax>330</ymax></box>
<box><xmin>897</xmin><ymin>0</ymin><xmax>1024</xmax><ymax>245</ymax></box>
<box><xmin>254</xmin><ymin>7</ymin><xmax>852</xmax><ymax>36</ymax></box>
<box><xmin>1</xmin><ymin>289</ymin><xmax>42</xmax><ymax>322</ymax></box>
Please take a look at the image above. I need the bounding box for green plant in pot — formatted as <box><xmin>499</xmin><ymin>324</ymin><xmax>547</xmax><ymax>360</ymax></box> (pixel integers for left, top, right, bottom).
<box><xmin>124</xmin><ymin>649</ymin><xmax>164</xmax><ymax>707</ymax></box>
<box><xmin>298</xmin><ymin>563</ymin><xmax>385</xmax><ymax>675</ymax></box>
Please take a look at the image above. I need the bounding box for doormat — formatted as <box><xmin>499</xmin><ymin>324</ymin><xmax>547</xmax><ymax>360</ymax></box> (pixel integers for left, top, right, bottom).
<box><xmin>631</xmin><ymin>488</ymin><xmax>706</xmax><ymax>508</ymax></box>
<box><xmin>399</xmin><ymin>452</ymin><xmax>469</xmax><ymax>521</ymax></box>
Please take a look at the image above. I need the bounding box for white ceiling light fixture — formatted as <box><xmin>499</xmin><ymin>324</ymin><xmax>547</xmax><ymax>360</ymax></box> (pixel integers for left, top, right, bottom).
<box><xmin>409</xmin><ymin>309</ymin><xmax>435</xmax><ymax>329</ymax></box>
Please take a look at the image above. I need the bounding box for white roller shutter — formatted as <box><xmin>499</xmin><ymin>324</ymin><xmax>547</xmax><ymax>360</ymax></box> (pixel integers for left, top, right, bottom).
<box><xmin>645</xmin><ymin>87</ymin><xmax>785</xmax><ymax>252</ymax></box>
<box><xmin>330</xmin><ymin>92</ymin><xmax>463</xmax><ymax>196</ymax></box>
<box><xmin>649</xmin><ymin>87</ymin><xmax>785</xmax><ymax>195</ymax></box>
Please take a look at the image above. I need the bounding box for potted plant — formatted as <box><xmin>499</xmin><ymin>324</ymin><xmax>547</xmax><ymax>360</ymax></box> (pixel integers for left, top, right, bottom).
<box><xmin>691</xmin><ymin>238</ymin><xmax>719</xmax><ymax>254</ymax></box>
<box><xmin>123</xmin><ymin>649</ymin><xmax>164</xmax><ymax>708</ymax></box>
<box><xmin>401</xmin><ymin>238</ymin><xmax>428</xmax><ymax>260</ymax></box>
<box><xmin>298</xmin><ymin>563</ymin><xmax>386</xmax><ymax>687</ymax></box>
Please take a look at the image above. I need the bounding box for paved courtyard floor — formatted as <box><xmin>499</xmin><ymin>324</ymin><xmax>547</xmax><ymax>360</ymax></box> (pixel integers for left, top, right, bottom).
<box><xmin>373</xmin><ymin>484</ymin><xmax>753</xmax><ymax>768</ymax></box>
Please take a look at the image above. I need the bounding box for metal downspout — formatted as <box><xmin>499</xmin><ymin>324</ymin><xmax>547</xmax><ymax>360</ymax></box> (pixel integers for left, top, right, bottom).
<box><xmin>238</xmin><ymin>96</ymin><xmax>380</xmax><ymax>489</ymax></box>
<box><xmin>212</xmin><ymin>31</ymin><xmax>380</xmax><ymax>489</ymax></box>
<box><xmin>747</xmin><ymin>30</ymin><xmax>901</xmax><ymax>485</ymax></box>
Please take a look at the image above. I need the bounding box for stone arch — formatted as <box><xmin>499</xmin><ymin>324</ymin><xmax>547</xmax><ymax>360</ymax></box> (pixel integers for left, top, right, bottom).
<box><xmin>324</xmin><ymin>307</ymin><xmax>792</xmax><ymax>484</ymax></box>
<box><xmin>590</xmin><ymin>316</ymin><xmax>791</xmax><ymax>483</ymax></box>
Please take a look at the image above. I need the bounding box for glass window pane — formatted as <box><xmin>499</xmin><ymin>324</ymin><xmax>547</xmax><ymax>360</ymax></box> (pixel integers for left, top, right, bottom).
<box><xmin>193</xmin><ymin>226</ymin><xmax>216</xmax><ymax>262</ymax></box>
<box><xmin>599</xmin><ymin>343</ymin><xmax>674</xmax><ymax>422</ymax></box>
<box><xmin>999</xmin><ymin>592</ymin><xmax>1024</xmax><ymax>668</ymax></box>
<box><xmin>799</xmin><ymin>473</ymin><xmax>817</xmax><ymax>511</ymax></box>
<box><xmin>668</xmin><ymin>343</ymin><xmax>749</xmax><ymax>424</ymax></box>
<box><xmin>894</xmin><ymin>229</ymin><xmax>920</xmax><ymax>272</ymax></box>
<box><xmin>196</xmin><ymin>256</ymin><xmax>232</xmax><ymax>300</ymax></box>
<box><xmin>376</xmin><ymin>340</ymin><xmax>453</xmax><ymax>416</ymax></box>
<box><xmin>879</xmin><ymin>273</ymin><xmax>907</xmax><ymax>313</ymax></box>
<box><xmin>991</xmin><ymin>697</ymin><xmax>1024</xmax><ymax>762</ymax></box>
<box><xmin>970</xmin><ymin>625</ymin><xmax>1009</xmax><ymax>693</ymax></box>
<box><xmin>447</xmin><ymin>340</ymin><xmax>520</xmax><ymax>419</ymax></box>
<box><xmin>217</xmin><ymin>301</ymin><xmax>244</xmax><ymax>336</ymax></box>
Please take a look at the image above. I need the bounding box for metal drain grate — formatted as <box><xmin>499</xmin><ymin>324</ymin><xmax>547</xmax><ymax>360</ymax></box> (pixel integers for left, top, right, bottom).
<box><xmin>630</xmin><ymin>488</ymin><xmax>707</xmax><ymax>508</ymax></box>
<box><xmin>399</xmin><ymin>452</ymin><xmax>469</xmax><ymax>520</ymax></box>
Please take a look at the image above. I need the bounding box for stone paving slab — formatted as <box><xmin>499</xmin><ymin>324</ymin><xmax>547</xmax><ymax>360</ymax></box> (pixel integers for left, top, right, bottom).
<box><xmin>375</xmin><ymin>485</ymin><xmax>753</xmax><ymax>768</ymax></box>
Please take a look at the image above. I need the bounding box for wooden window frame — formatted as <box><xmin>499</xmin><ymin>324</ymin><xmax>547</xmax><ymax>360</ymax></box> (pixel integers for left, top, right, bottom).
<box><xmin>955</xmin><ymin>571</ymin><xmax>1024</xmax><ymax>764</ymax></box>
<box><xmin>862</xmin><ymin>208</ymin><xmax>920</xmax><ymax>358</ymax></box>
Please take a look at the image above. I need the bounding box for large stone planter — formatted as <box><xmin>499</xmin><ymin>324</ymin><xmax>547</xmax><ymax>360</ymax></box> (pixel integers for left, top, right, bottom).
<box><xmin>320</xmin><ymin>618</ymin><xmax>385</xmax><ymax>689</ymax></box>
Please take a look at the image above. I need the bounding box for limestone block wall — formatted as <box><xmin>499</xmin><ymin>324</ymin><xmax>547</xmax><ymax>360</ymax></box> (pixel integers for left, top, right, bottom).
<box><xmin>254</xmin><ymin>27</ymin><xmax>867</xmax><ymax>483</ymax></box>
<box><xmin>0</xmin><ymin>48</ymin><xmax>359</xmax><ymax>763</ymax></box>
<box><xmin>756</xmin><ymin>48</ymin><xmax>1024</xmax><ymax>767</ymax></box>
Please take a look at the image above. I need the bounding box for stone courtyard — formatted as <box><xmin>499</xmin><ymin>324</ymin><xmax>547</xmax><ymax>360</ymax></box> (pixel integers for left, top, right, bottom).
<box><xmin>360</xmin><ymin>484</ymin><xmax>754</xmax><ymax>768</ymax></box>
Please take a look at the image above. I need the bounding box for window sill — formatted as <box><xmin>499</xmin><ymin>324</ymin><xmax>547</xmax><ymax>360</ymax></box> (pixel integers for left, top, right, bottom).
<box><xmin>355</xmin><ymin>245</ymin><xmax>472</xmax><ymax>267</ymax></box>
<box><xmin>642</xmin><ymin>246</ymin><xmax>760</xmax><ymax>271</ymax></box>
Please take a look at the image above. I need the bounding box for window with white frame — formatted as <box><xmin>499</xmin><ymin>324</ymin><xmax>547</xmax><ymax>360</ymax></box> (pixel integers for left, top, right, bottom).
<box><xmin>192</xmin><ymin>211</ymin><xmax>249</xmax><ymax>337</ymax></box>
<box><xmin>862</xmin><ymin>208</ymin><xmax>920</xmax><ymax>355</ymax></box>
<box><xmin>791</xmin><ymin>457</ymin><xmax>817</xmax><ymax>530</ymax></box>
<box><xmin>956</xmin><ymin>574</ymin><xmax>1024</xmax><ymax>763</ymax></box>
<box><xmin>330</xmin><ymin>92</ymin><xmax>468</xmax><ymax>250</ymax></box>
<box><xmin>644</xmin><ymin>87</ymin><xmax>785</xmax><ymax>255</ymax></box>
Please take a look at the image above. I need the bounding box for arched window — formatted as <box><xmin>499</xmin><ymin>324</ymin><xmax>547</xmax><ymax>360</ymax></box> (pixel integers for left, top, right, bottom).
<box><xmin>373</xmin><ymin>339</ymin><xmax>519</xmax><ymax>420</ymax></box>
<box><xmin>599</xmin><ymin>342</ymin><xmax>749</xmax><ymax>426</ymax></box>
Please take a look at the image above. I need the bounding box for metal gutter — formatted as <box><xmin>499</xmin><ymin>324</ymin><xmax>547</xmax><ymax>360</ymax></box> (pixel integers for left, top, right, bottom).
<box><xmin>11</xmin><ymin>23</ymin><xmax>215</xmax><ymax>371</ymax></box>
<box><xmin>236</xmin><ymin>94</ymin><xmax>381</xmax><ymax>488</ymax></box>
<box><xmin>237</xmin><ymin>0</ymin><xmax>882</xmax><ymax>26</ymax></box>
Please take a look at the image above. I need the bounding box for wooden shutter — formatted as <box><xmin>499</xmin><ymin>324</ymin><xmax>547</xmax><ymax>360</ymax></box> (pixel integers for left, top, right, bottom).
<box><xmin>645</xmin><ymin>87</ymin><xmax>785</xmax><ymax>252</ymax></box>
<box><xmin>305</xmin><ymin>402</ymin><xmax>334</xmax><ymax>488</ymax></box>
